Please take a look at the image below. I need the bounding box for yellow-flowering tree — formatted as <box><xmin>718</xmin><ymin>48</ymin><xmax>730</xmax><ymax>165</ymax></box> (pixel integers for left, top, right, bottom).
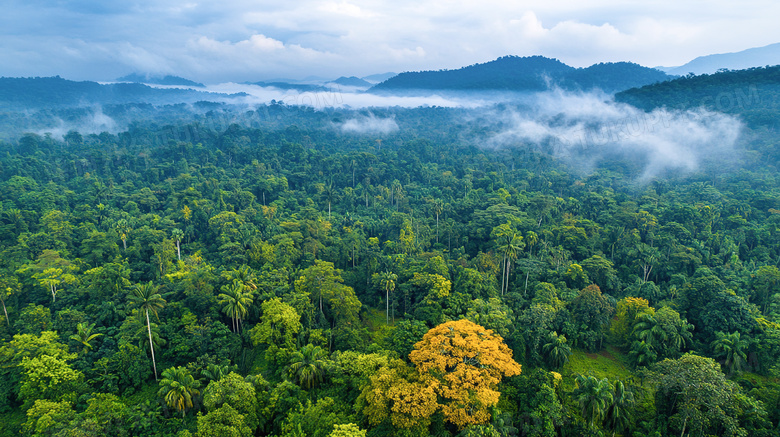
<box><xmin>409</xmin><ymin>319</ymin><xmax>522</xmax><ymax>429</ymax></box>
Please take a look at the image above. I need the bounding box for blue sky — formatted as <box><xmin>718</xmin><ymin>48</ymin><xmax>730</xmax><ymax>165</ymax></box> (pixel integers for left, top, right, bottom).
<box><xmin>2</xmin><ymin>0</ymin><xmax>779</xmax><ymax>83</ymax></box>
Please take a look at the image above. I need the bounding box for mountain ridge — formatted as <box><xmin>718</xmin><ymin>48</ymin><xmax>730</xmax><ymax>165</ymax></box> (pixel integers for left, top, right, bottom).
<box><xmin>369</xmin><ymin>56</ymin><xmax>672</xmax><ymax>94</ymax></box>
<box><xmin>659</xmin><ymin>42</ymin><xmax>780</xmax><ymax>76</ymax></box>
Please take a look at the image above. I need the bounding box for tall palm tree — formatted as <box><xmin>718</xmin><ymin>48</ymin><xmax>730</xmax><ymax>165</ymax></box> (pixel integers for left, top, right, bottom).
<box><xmin>128</xmin><ymin>281</ymin><xmax>166</xmax><ymax>380</ymax></box>
<box><xmin>711</xmin><ymin>331</ymin><xmax>749</xmax><ymax>376</ymax></box>
<box><xmin>158</xmin><ymin>366</ymin><xmax>201</xmax><ymax>418</ymax></box>
<box><xmin>376</xmin><ymin>270</ymin><xmax>397</xmax><ymax>325</ymax></box>
<box><xmin>287</xmin><ymin>344</ymin><xmax>330</xmax><ymax>389</ymax></box>
<box><xmin>432</xmin><ymin>199</ymin><xmax>444</xmax><ymax>243</ymax></box>
<box><xmin>69</xmin><ymin>322</ymin><xmax>103</xmax><ymax>355</ymax></box>
<box><xmin>542</xmin><ymin>331</ymin><xmax>572</xmax><ymax>369</ymax></box>
<box><xmin>573</xmin><ymin>374</ymin><xmax>613</xmax><ymax>430</ymax></box>
<box><xmin>605</xmin><ymin>380</ymin><xmax>634</xmax><ymax>437</ymax></box>
<box><xmin>171</xmin><ymin>228</ymin><xmax>184</xmax><ymax>261</ymax></box>
<box><xmin>217</xmin><ymin>280</ymin><xmax>254</xmax><ymax>333</ymax></box>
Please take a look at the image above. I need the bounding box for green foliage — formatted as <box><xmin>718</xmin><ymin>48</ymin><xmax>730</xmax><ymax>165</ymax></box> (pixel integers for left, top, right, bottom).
<box><xmin>202</xmin><ymin>372</ymin><xmax>259</xmax><ymax>431</ymax></box>
<box><xmin>158</xmin><ymin>366</ymin><xmax>201</xmax><ymax>418</ymax></box>
<box><xmin>652</xmin><ymin>354</ymin><xmax>772</xmax><ymax>437</ymax></box>
<box><xmin>196</xmin><ymin>404</ymin><xmax>252</xmax><ymax>437</ymax></box>
<box><xmin>3</xmin><ymin>80</ymin><xmax>780</xmax><ymax>436</ymax></box>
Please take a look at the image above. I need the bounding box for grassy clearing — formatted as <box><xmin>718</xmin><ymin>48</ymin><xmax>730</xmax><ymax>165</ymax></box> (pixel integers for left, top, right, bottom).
<box><xmin>362</xmin><ymin>307</ymin><xmax>394</xmax><ymax>345</ymax></box>
<box><xmin>560</xmin><ymin>346</ymin><xmax>635</xmax><ymax>391</ymax></box>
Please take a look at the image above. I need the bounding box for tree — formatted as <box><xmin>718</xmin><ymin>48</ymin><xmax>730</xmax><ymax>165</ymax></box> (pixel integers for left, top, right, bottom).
<box><xmin>202</xmin><ymin>372</ymin><xmax>259</xmax><ymax>432</ymax></box>
<box><xmin>33</xmin><ymin>267</ymin><xmax>75</xmax><ymax>303</ymax></box>
<box><xmin>542</xmin><ymin>331</ymin><xmax>571</xmax><ymax>369</ymax></box>
<box><xmin>432</xmin><ymin>198</ymin><xmax>444</xmax><ymax>243</ymax></box>
<box><xmin>568</xmin><ymin>284</ymin><xmax>614</xmax><ymax>351</ymax></box>
<box><xmin>128</xmin><ymin>281</ymin><xmax>166</xmax><ymax>380</ymax></box>
<box><xmin>217</xmin><ymin>280</ymin><xmax>254</xmax><ymax>333</ymax></box>
<box><xmin>572</xmin><ymin>374</ymin><xmax>613</xmax><ymax>430</ymax></box>
<box><xmin>158</xmin><ymin>366</ymin><xmax>201</xmax><ymax>418</ymax></box>
<box><xmin>69</xmin><ymin>322</ymin><xmax>103</xmax><ymax>355</ymax></box>
<box><xmin>250</xmin><ymin>298</ymin><xmax>302</xmax><ymax>351</ymax></box>
<box><xmin>19</xmin><ymin>354</ymin><xmax>83</xmax><ymax>407</ymax></box>
<box><xmin>0</xmin><ymin>275</ymin><xmax>18</xmax><ymax>327</ymax></box>
<box><xmin>360</xmin><ymin>359</ymin><xmax>438</xmax><ymax>431</ymax></box>
<box><xmin>287</xmin><ymin>344</ymin><xmax>330</xmax><ymax>389</ymax></box>
<box><xmin>752</xmin><ymin>265</ymin><xmax>780</xmax><ymax>314</ymax></box>
<box><xmin>491</xmin><ymin>223</ymin><xmax>524</xmax><ymax>295</ymax></box>
<box><xmin>197</xmin><ymin>404</ymin><xmax>253</xmax><ymax>437</ymax></box>
<box><xmin>710</xmin><ymin>331</ymin><xmax>749</xmax><ymax>376</ymax></box>
<box><xmin>172</xmin><ymin>228</ymin><xmax>184</xmax><ymax>261</ymax></box>
<box><xmin>604</xmin><ymin>380</ymin><xmax>633</xmax><ymax>437</ymax></box>
<box><xmin>22</xmin><ymin>399</ymin><xmax>75</xmax><ymax>437</ymax></box>
<box><xmin>329</xmin><ymin>423</ymin><xmax>366</xmax><ymax>437</ymax></box>
<box><xmin>652</xmin><ymin>353</ymin><xmax>768</xmax><ymax>437</ymax></box>
<box><xmin>373</xmin><ymin>270</ymin><xmax>397</xmax><ymax>324</ymax></box>
<box><xmin>409</xmin><ymin>319</ymin><xmax>522</xmax><ymax>429</ymax></box>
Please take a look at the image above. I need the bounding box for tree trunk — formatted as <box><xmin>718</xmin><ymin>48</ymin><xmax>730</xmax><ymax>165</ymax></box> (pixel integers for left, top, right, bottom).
<box><xmin>386</xmin><ymin>287</ymin><xmax>390</xmax><ymax>325</ymax></box>
<box><xmin>176</xmin><ymin>241</ymin><xmax>181</xmax><ymax>261</ymax></box>
<box><xmin>436</xmin><ymin>214</ymin><xmax>439</xmax><ymax>243</ymax></box>
<box><xmin>501</xmin><ymin>255</ymin><xmax>507</xmax><ymax>296</ymax></box>
<box><xmin>146</xmin><ymin>309</ymin><xmax>158</xmax><ymax>381</ymax></box>
<box><xmin>524</xmin><ymin>270</ymin><xmax>530</xmax><ymax>295</ymax></box>
<box><xmin>1</xmin><ymin>297</ymin><xmax>8</xmax><ymax>327</ymax></box>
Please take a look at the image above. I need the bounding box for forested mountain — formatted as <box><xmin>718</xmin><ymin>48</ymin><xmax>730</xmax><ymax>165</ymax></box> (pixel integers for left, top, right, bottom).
<box><xmin>615</xmin><ymin>65</ymin><xmax>780</xmax><ymax>128</ymax></box>
<box><xmin>116</xmin><ymin>74</ymin><xmax>206</xmax><ymax>88</ymax></box>
<box><xmin>329</xmin><ymin>77</ymin><xmax>372</xmax><ymax>88</ymax></box>
<box><xmin>1</xmin><ymin>62</ymin><xmax>780</xmax><ymax>437</ymax></box>
<box><xmin>0</xmin><ymin>77</ymin><xmax>240</xmax><ymax>110</ymax></box>
<box><xmin>370</xmin><ymin>56</ymin><xmax>672</xmax><ymax>93</ymax></box>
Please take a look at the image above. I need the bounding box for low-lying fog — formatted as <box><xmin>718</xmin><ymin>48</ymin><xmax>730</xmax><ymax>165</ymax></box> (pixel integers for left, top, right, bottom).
<box><xmin>19</xmin><ymin>82</ymin><xmax>742</xmax><ymax>181</ymax></box>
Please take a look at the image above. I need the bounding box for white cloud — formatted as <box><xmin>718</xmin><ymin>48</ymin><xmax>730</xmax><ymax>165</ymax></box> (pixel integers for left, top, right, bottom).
<box><xmin>1</xmin><ymin>0</ymin><xmax>780</xmax><ymax>82</ymax></box>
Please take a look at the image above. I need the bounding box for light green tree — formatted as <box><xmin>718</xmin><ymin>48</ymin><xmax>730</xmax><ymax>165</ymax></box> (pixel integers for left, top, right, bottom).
<box><xmin>329</xmin><ymin>423</ymin><xmax>366</xmax><ymax>437</ymax></box>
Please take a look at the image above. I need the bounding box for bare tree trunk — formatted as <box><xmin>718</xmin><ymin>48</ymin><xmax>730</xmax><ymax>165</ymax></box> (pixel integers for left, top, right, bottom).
<box><xmin>1</xmin><ymin>297</ymin><xmax>8</xmax><ymax>327</ymax></box>
<box><xmin>176</xmin><ymin>241</ymin><xmax>181</xmax><ymax>261</ymax></box>
<box><xmin>146</xmin><ymin>309</ymin><xmax>158</xmax><ymax>381</ymax></box>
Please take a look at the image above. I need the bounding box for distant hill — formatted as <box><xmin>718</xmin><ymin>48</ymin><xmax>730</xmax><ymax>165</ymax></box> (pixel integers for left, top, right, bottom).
<box><xmin>246</xmin><ymin>81</ymin><xmax>330</xmax><ymax>93</ymax></box>
<box><xmin>369</xmin><ymin>56</ymin><xmax>671</xmax><ymax>94</ymax></box>
<box><xmin>330</xmin><ymin>76</ymin><xmax>372</xmax><ymax>87</ymax></box>
<box><xmin>0</xmin><ymin>76</ymin><xmax>240</xmax><ymax>109</ymax></box>
<box><xmin>362</xmin><ymin>72</ymin><xmax>397</xmax><ymax>83</ymax></box>
<box><xmin>615</xmin><ymin>65</ymin><xmax>780</xmax><ymax>128</ymax></box>
<box><xmin>116</xmin><ymin>73</ymin><xmax>205</xmax><ymax>87</ymax></box>
<box><xmin>660</xmin><ymin>43</ymin><xmax>780</xmax><ymax>76</ymax></box>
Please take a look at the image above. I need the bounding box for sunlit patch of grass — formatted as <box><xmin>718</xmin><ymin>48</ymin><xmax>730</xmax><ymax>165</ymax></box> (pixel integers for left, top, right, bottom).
<box><xmin>561</xmin><ymin>346</ymin><xmax>635</xmax><ymax>391</ymax></box>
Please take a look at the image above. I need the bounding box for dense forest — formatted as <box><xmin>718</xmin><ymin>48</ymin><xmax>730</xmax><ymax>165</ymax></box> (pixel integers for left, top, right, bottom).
<box><xmin>1</xmin><ymin>66</ymin><xmax>780</xmax><ymax>437</ymax></box>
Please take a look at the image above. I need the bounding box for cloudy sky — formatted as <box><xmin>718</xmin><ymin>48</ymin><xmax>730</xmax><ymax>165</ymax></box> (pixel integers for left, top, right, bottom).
<box><xmin>2</xmin><ymin>0</ymin><xmax>779</xmax><ymax>83</ymax></box>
